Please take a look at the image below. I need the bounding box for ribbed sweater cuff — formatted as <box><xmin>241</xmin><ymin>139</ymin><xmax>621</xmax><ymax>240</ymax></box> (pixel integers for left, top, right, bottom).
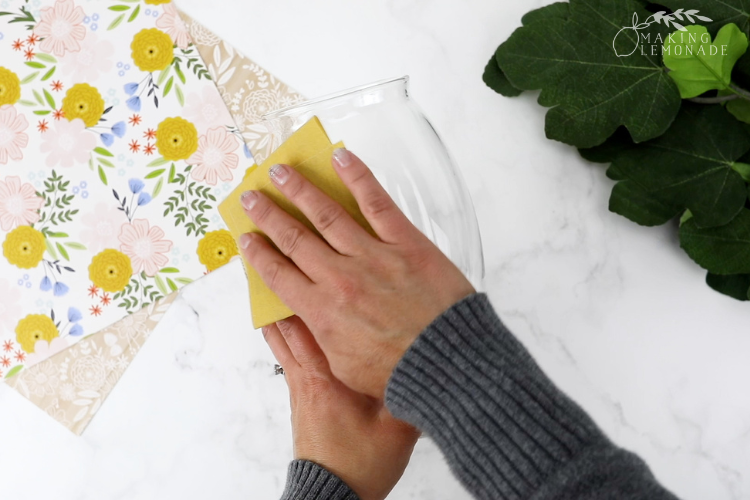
<box><xmin>384</xmin><ymin>293</ymin><xmax>606</xmax><ymax>499</ymax></box>
<box><xmin>281</xmin><ymin>460</ymin><xmax>359</xmax><ymax>500</ymax></box>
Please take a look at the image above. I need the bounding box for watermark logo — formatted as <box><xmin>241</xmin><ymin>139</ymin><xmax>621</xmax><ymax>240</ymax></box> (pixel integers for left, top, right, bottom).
<box><xmin>613</xmin><ymin>9</ymin><xmax>713</xmax><ymax>57</ymax></box>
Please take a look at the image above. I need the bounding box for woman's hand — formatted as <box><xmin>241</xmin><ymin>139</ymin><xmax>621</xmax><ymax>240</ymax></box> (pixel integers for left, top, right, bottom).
<box><xmin>240</xmin><ymin>148</ymin><xmax>475</xmax><ymax>398</ymax></box>
<box><xmin>264</xmin><ymin>316</ymin><xmax>419</xmax><ymax>500</ymax></box>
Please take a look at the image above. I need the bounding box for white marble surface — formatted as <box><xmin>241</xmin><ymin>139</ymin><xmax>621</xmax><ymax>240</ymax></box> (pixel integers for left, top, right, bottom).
<box><xmin>1</xmin><ymin>0</ymin><xmax>749</xmax><ymax>498</ymax></box>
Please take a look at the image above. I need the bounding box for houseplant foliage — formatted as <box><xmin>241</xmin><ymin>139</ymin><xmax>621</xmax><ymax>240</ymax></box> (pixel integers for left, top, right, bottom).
<box><xmin>485</xmin><ymin>0</ymin><xmax>750</xmax><ymax>301</ymax></box>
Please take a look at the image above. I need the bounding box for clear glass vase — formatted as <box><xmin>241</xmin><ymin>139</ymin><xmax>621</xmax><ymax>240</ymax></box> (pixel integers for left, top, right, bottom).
<box><xmin>262</xmin><ymin>76</ymin><xmax>484</xmax><ymax>287</ymax></box>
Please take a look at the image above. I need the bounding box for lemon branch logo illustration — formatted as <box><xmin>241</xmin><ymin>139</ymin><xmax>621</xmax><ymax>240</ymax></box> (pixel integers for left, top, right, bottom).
<box><xmin>613</xmin><ymin>9</ymin><xmax>712</xmax><ymax>57</ymax></box>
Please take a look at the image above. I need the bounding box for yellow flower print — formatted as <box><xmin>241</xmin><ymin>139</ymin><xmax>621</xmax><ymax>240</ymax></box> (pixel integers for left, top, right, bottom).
<box><xmin>131</xmin><ymin>28</ymin><xmax>174</xmax><ymax>73</ymax></box>
<box><xmin>197</xmin><ymin>229</ymin><xmax>238</xmax><ymax>271</ymax></box>
<box><xmin>61</xmin><ymin>83</ymin><xmax>105</xmax><ymax>127</ymax></box>
<box><xmin>16</xmin><ymin>314</ymin><xmax>59</xmax><ymax>354</ymax></box>
<box><xmin>2</xmin><ymin>225</ymin><xmax>45</xmax><ymax>269</ymax></box>
<box><xmin>144</xmin><ymin>0</ymin><xmax>170</xmax><ymax>4</ymax></box>
<box><xmin>0</xmin><ymin>67</ymin><xmax>20</xmax><ymax>106</ymax></box>
<box><xmin>89</xmin><ymin>249</ymin><xmax>133</xmax><ymax>293</ymax></box>
<box><xmin>156</xmin><ymin>117</ymin><xmax>198</xmax><ymax>160</ymax></box>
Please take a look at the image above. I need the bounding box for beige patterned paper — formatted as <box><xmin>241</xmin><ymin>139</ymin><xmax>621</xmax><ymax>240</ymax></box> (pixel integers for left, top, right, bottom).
<box><xmin>7</xmin><ymin>13</ymin><xmax>305</xmax><ymax>435</ymax></box>
<box><xmin>6</xmin><ymin>293</ymin><xmax>177</xmax><ymax>435</ymax></box>
<box><xmin>180</xmin><ymin>11</ymin><xmax>305</xmax><ymax>164</ymax></box>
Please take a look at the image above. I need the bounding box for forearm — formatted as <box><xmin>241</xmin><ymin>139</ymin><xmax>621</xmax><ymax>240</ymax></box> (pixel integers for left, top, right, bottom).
<box><xmin>384</xmin><ymin>293</ymin><xmax>679</xmax><ymax>500</ymax></box>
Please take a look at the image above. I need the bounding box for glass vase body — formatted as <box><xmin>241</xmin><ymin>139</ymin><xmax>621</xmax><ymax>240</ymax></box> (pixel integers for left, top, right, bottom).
<box><xmin>262</xmin><ymin>76</ymin><xmax>484</xmax><ymax>286</ymax></box>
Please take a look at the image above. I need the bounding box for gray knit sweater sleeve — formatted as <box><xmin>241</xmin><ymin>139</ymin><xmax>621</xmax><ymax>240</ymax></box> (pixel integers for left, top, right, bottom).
<box><xmin>385</xmin><ymin>293</ymin><xmax>678</xmax><ymax>500</ymax></box>
<box><xmin>282</xmin><ymin>293</ymin><xmax>679</xmax><ymax>500</ymax></box>
<box><xmin>281</xmin><ymin>460</ymin><xmax>359</xmax><ymax>500</ymax></box>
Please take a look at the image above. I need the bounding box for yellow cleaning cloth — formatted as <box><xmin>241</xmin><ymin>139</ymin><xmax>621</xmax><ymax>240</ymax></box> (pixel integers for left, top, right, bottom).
<box><xmin>218</xmin><ymin>117</ymin><xmax>373</xmax><ymax>328</ymax></box>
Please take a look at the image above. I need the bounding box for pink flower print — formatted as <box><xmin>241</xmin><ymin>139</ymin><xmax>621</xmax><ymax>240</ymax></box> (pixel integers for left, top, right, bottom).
<box><xmin>156</xmin><ymin>2</ymin><xmax>191</xmax><ymax>50</ymax></box>
<box><xmin>39</xmin><ymin>118</ymin><xmax>96</xmax><ymax>168</ymax></box>
<box><xmin>187</xmin><ymin>127</ymin><xmax>238</xmax><ymax>186</ymax></box>
<box><xmin>24</xmin><ymin>337</ymin><xmax>70</xmax><ymax>367</ymax></box>
<box><xmin>0</xmin><ymin>278</ymin><xmax>21</xmax><ymax>333</ymax></box>
<box><xmin>34</xmin><ymin>0</ymin><xmax>86</xmax><ymax>57</ymax></box>
<box><xmin>0</xmin><ymin>105</ymin><xmax>29</xmax><ymax>164</ymax></box>
<box><xmin>119</xmin><ymin>219</ymin><xmax>173</xmax><ymax>277</ymax></box>
<box><xmin>59</xmin><ymin>31</ymin><xmax>114</xmax><ymax>83</ymax></box>
<box><xmin>183</xmin><ymin>85</ymin><xmax>231</xmax><ymax>132</ymax></box>
<box><xmin>79</xmin><ymin>202</ymin><xmax>124</xmax><ymax>253</ymax></box>
<box><xmin>0</xmin><ymin>176</ymin><xmax>43</xmax><ymax>231</ymax></box>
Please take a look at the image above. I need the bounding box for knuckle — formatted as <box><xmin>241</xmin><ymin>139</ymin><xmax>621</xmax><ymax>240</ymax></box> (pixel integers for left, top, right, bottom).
<box><xmin>401</xmin><ymin>242</ymin><xmax>434</xmax><ymax>270</ymax></box>
<box><xmin>363</xmin><ymin>193</ymin><xmax>394</xmax><ymax>219</ymax></box>
<box><xmin>263</xmin><ymin>260</ymin><xmax>284</xmax><ymax>291</ymax></box>
<box><xmin>364</xmin><ymin>250</ymin><xmax>396</xmax><ymax>276</ymax></box>
<box><xmin>308</xmin><ymin>354</ymin><xmax>328</xmax><ymax>373</ymax></box>
<box><xmin>305</xmin><ymin>309</ymin><xmax>331</xmax><ymax>336</ymax></box>
<box><xmin>301</xmin><ymin>372</ymin><xmax>327</xmax><ymax>390</ymax></box>
<box><xmin>301</xmin><ymin>356</ymin><xmax>330</xmax><ymax>380</ymax></box>
<box><xmin>284</xmin><ymin>175</ymin><xmax>305</xmax><ymax>200</ymax></box>
<box><xmin>251</xmin><ymin>199</ymin><xmax>273</xmax><ymax>224</ymax></box>
<box><xmin>349</xmin><ymin>166</ymin><xmax>372</xmax><ymax>187</ymax></box>
<box><xmin>276</xmin><ymin>319</ymin><xmax>294</xmax><ymax>339</ymax></box>
<box><xmin>278</xmin><ymin>226</ymin><xmax>305</xmax><ymax>257</ymax></box>
<box><xmin>313</xmin><ymin>203</ymin><xmax>344</xmax><ymax>232</ymax></box>
<box><xmin>331</xmin><ymin>275</ymin><xmax>360</xmax><ymax>301</ymax></box>
<box><xmin>347</xmin><ymin>168</ymin><xmax>398</xmax><ymax>219</ymax></box>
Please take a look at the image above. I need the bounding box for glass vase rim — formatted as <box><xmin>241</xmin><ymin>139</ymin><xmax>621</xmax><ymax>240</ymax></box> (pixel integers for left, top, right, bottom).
<box><xmin>261</xmin><ymin>75</ymin><xmax>410</xmax><ymax>121</ymax></box>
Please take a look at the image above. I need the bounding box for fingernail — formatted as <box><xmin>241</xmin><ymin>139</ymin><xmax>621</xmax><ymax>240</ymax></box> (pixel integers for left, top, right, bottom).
<box><xmin>239</xmin><ymin>233</ymin><xmax>253</xmax><ymax>249</ymax></box>
<box><xmin>240</xmin><ymin>191</ymin><xmax>258</xmax><ymax>210</ymax></box>
<box><xmin>332</xmin><ymin>148</ymin><xmax>352</xmax><ymax>168</ymax></box>
<box><xmin>269</xmin><ymin>164</ymin><xmax>290</xmax><ymax>185</ymax></box>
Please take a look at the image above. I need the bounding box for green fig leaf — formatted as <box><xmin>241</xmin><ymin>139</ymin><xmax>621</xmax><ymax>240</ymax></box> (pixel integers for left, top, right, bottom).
<box><xmin>521</xmin><ymin>2</ymin><xmax>570</xmax><ymax>25</ymax></box>
<box><xmin>578</xmin><ymin>128</ymin><xmax>633</xmax><ymax>180</ymax></box>
<box><xmin>484</xmin><ymin>2</ymin><xmax>570</xmax><ymax>98</ymax></box>
<box><xmin>731</xmin><ymin>161</ymin><xmax>750</xmax><ymax>181</ymax></box>
<box><xmin>705</xmin><ymin>272</ymin><xmax>750</xmax><ymax>300</ymax></box>
<box><xmin>725</xmin><ymin>94</ymin><xmax>750</xmax><ymax>123</ymax></box>
<box><xmin>483</xmin><ymin>56</ymin><xmax>522</xmax><ymax>97</ymax></box>
<box><xmin>609</xmin><ymin>181</ymin><xmax>682</xmax><ymax>226</ymax></box>
<box><xmin>606</xmin><ymin>104</ymin><xmax>750</xmax><ymax>228</ymax></box>
<box><xmin>681</xmin><ymin>209</ymin><xmax>750</xmax><ymax>274</ymax></box>
<box><xmin>578</xmin><ymin>127</ymin><xmax>634</xmax><ymax>164</ymax></box>
<box><xmin>495</xmin><ymin>0</ymin><xmax>681</xmax><ymax>148</ymax></box>
<box><xmin>659</xmin><ymin>1</ymin><xmax>750</xmax><ymax>90</ymax></box>
<box><xmin>660</xmin><ymin>1</ymin><xmax>750</xmax><ymax>38</ymax></box>
<box><xmin>663</xmin><ymin>23</ymin><xmax>748</xmax><ymax>98</ymax></box>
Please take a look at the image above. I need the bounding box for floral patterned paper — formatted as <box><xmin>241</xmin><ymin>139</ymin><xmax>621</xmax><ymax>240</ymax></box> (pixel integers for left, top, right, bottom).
<box><xmin>6</xmin><ymin>10</ymin><xmax>306</xmax><ymax>434</ymax></box>
<box><xmin>0</xmin><ymin>0</ymin><xmax>248</xmax><ymax>380</ymax></box>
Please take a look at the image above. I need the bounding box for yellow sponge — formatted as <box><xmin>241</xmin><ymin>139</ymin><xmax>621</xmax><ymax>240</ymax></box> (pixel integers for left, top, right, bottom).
<box><xmin>218</xmin><ymin>117</ymin><xmax>373</xmax><ymax>328</ymax></box>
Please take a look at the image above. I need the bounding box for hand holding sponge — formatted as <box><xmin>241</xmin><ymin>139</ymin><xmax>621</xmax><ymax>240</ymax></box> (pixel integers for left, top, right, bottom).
<box><xmin>218</xmin><ymin>117</ymin><xmax>373</xmax><ymax>328</ymax></box>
